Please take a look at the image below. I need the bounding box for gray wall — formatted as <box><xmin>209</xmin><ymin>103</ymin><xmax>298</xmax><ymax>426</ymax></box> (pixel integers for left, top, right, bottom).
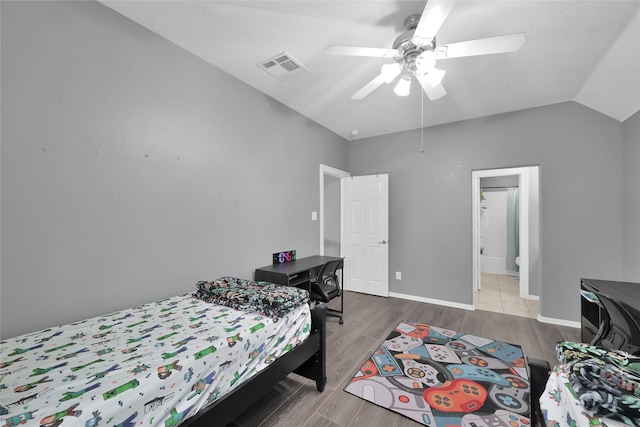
<box><xmin>480</xmin><ymin>175</ymin><xmax>519</xmax><ymax>189</ymax></box>
<box><xmin>349</xmin><ymin>102</ymin><xmax>629</xmax><ymax>322</ymax></box>
<box><xmin>0</xmin><ymin>1</ymin><xmax>348</xmax><ymax>338</ymax></box>
<box><xmin>622</xmin><ymin>110</ymin><xmax>640</xmax><ymax>280</ymax></box>
<box><xmin>2</xmin><ymin>1</ymin><xmax>637</xmax><ymax>338</ymax></box>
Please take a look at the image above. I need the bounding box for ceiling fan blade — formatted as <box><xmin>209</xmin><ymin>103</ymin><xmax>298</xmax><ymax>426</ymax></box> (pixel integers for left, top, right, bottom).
<box><xmin>351</xmin><ymin>73</ymin><xmax>387</xmax><ymax>100</ymax></box>
<box><xmin>412</xmin><ymin>0</ymin><xmax>457</xmax><ymax>48</ymax></box>
<box><xmin>437</xmin><ymin>33</ymin><xmax>526</xmax><ymax>59</ymax></box>
<box><xmin>325</xmin><ymin>45</ymin><xmax>398</xmax><ymax>58</ymax></box>
<box><xmin>416</xmin><ymin>73</ymin><xmax>447</xmax><ymax>101</ymax></box>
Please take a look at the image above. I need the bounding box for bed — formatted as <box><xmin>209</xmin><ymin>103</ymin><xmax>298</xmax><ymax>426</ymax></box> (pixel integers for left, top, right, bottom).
<box><xmin>0</xmin><ymin>277</ymin><xmax>327</xmax><ymax>427</ymax></box>
<box><xmin>529</xmin><ymin>341</ymin><xmax>640</xmax><ymax>427</ymax></box>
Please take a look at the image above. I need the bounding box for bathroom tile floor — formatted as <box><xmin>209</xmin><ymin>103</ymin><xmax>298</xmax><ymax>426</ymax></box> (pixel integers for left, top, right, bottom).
<box><xmin>474</xmin><ymin>273</ymin><xmax>539</xmax><ymax>319</ymax></box>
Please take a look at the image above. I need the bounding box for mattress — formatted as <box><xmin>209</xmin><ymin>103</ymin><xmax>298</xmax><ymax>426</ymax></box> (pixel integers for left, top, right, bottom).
<box><xmin>0</xmin><ymin>292</ymin><xmax>311</xmax><ymax>426</ymax></box>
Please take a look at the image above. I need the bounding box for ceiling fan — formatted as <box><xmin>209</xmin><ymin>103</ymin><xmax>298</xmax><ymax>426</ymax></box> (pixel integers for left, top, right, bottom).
<box><xmin>325</xmin><ymin>1</ymin><xmax>525</xmax><ymax>101</ymax></box>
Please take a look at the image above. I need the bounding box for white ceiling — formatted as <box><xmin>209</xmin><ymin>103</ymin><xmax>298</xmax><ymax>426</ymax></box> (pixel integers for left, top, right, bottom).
<box><xmin>100</xmin><ymin>1</ymin><xmax>640</xmax><ymax>141</ymax></box>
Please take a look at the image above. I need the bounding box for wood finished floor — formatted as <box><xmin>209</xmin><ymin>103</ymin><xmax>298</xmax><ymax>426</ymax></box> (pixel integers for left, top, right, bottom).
<box><xmin>229</xmin><ymin>291</ymin><xmax>580</xmax><ymax>427</ymax></box>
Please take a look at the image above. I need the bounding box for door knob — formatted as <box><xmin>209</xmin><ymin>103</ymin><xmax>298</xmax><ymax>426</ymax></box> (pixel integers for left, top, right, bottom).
<box><xmin>378</xmin><ymin>240</ymin><xmax>388</xmax><ymax>244</ymax></box>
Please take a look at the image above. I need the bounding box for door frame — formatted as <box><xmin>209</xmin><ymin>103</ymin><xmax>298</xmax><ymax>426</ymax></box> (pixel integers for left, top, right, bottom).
<box><xmin>472</xmin><ymin>166</ymin><xmax>540</xmax><ymax>300</ymax></box>
<box><xmin>319</xmin><ymin>164</ymin><xmax>349</xmax><ymax>255</ymax></box>
<box><xmin>340</xmin><ymin>174</ymin><xmax>390</xmax><ymax>297</ymax></box>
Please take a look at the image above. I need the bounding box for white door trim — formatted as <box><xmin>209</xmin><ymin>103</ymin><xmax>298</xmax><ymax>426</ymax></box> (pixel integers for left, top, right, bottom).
<box><xmin>319</xmin><ymin>164</ymin><xmax>349</xmax><ymax>255</ymax></box>
<box><xmin>472</xmin><ymin>166</ymin><xmax>539</xmax><ymax>300</ymax></box>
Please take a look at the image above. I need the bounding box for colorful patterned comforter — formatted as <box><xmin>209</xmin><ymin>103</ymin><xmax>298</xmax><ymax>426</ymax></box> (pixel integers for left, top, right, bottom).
<box><xmin>540</xmin><ymin>341</ymin><xmax>640</xmax><ymax>427</ymax></box>
<box><xmin>0</xmin><ymin>290</ymin><xmax>311</xmax><ymax>427</ymax></box>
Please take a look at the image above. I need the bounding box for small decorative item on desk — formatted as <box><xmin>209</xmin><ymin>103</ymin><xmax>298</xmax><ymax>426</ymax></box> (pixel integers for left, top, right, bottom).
<box><xmin>273</xmin><ymin>250</ymin><xmax>296</xmax><ymax>264</ymax></box>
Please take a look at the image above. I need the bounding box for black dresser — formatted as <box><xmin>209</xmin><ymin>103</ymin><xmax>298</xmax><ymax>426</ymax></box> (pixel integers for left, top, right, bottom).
<box><xmin>580</xmin><ymin>278</ymin><xmax>640</xmax><ymax>345</ymax></box>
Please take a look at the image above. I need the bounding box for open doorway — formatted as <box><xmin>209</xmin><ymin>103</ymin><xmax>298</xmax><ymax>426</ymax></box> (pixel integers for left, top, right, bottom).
<box><xmin>319</xmin><ymin>166</ymin><xmax>390</xmax><ymax>297</ymax></box>
<box><xmin>472</xmin><ymin>166</ymin><xmax>540</xmax><ymax>318</ymax></box>
<box><xmin>319</xmin><ymin>164</ymin><xmax>349</xmax><ymax>256</ymax></box>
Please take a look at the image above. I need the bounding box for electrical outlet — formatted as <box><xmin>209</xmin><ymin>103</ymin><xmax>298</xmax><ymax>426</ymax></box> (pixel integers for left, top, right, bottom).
<box><xmin>396</xmin><ymin>272</ymin><xmax>402</xmax><ymax>280</ymax></box>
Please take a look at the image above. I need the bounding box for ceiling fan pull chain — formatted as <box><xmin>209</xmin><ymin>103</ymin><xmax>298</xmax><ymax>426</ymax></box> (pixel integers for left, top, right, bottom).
<box><xmin>420</xmin><ymin>88</ymin><xmax>425</xmax><ymax>154</ymax></box>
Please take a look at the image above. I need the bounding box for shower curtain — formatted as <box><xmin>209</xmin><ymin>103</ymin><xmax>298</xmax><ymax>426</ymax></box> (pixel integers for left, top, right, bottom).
<box><xmin>506</xmin><ymin>187</ymin><xmax>519</xmax><ymax>271</ymax></box>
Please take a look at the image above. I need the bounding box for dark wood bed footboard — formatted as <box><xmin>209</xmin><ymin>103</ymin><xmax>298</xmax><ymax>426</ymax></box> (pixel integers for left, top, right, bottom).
<box><xmin>527</xmin><ymin>357</ymin><xmax>551</xmax><ymax>426</ymax></box>
<box><xmin>294</xmin><ymin>303</ymin><xmax>328</xmax><ymax>392</ymax></box>
<box><xmin>184</xmin><ymin>305</ymin><xmax>327</xmax><ymax>427</ymax></box>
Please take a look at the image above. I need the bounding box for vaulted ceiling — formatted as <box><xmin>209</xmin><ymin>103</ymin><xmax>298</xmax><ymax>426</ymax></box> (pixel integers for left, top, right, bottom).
<box><xmin>100</xmin><ymin>1</ymin><xmax>640</xmax><ymax>140</ymax></box>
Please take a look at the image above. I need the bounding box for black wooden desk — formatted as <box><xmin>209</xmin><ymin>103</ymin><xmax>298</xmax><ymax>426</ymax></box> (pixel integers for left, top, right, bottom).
<box><xmin>254</xmin><ymin>255</ymin><xmax>343</xmax><ymax>292</ymax></box>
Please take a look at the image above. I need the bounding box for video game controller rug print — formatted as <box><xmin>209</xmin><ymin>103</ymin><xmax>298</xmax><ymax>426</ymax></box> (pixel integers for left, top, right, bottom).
<box><xmin>343</xmin><ymin>321</ymin><xmax>532</xmax><ymax>427</ymax></box>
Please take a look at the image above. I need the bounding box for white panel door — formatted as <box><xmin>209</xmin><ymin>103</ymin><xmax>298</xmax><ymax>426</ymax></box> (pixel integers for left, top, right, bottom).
<box><xmin>341</xmin><ymin>174</ymin><xmax>389</xmax><ymax>297</ymax></box>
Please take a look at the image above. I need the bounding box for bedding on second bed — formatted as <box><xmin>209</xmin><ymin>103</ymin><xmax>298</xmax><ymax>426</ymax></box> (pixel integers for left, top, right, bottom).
<box><xmin>540</xmin><ymin>341</ymin><xmax>640</xmax><ymax>427</ymax></box>
<box><xmin>0</xmin><ymin>278</ymin><xmax>311</xmax><ymax>427</ymax></box>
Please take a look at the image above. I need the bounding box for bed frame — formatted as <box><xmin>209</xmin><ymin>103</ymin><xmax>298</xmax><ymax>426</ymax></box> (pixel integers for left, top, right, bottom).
<box><xmin>527</xmin><ymin>357</ymin><xmax>552</xmax><ymax>427</ymax></box>
<box><xmin>183</xmin><ymin>312</ymin><xmax>546</xmax><ymax>427</ymax></box>
<box><xmin>183</xmin><ymin>305</ymin><xmax>327</xmax><ymax>426</ymax></box>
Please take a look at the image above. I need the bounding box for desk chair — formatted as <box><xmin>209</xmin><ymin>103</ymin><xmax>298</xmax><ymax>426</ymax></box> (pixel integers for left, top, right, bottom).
<box><xmin>590</xmin><ymin>290</ymin><xmax>640</xmax><ymax>356</ymax></box>
<box><xmin>310</xmin><ymin>258</ymin><xmax>344</xmax><ymax>324</ymax></box>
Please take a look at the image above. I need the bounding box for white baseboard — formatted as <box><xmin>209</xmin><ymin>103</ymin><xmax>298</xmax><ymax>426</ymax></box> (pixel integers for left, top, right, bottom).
<box><xmin>389</xmin><ymin>292</ymin><xmax>476</xmax><ymax>311</ymax></box>
<box><xmin>537</xmin><ymin>314</ymin><xmax>581</xmax><ymax>329</ymax></box>
<box><xmin>389</xmin><ymin>291</ymin><xmax>580</xmax><ymax>329</ymax></box>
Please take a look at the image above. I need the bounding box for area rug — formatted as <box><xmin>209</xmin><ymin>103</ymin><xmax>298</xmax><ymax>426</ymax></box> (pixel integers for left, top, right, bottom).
<box><xmin>344</xmin><ymin>321</ymin><xmax>531</xmax><ymax>426</ymax></box>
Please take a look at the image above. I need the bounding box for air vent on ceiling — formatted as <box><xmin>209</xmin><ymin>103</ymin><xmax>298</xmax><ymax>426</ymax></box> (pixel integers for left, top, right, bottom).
<box><xmin>258</xmin><ymin>52</ymin><xmax>309</xmax><ymax>81</ymax></box>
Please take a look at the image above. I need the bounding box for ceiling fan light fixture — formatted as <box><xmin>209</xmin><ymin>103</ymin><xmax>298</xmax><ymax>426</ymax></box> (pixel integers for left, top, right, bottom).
<box><xmin>381</xmin><ymin>63</ymin><xmax>402</xmax><ymax>83</ymax></box>
<box><xmin>424</xmin><ymin>68</ymin><xmax>446</xmax><ymax>87</ymax></box>
<box><xmin>327</xmin><ymin>1</ymin><xmax>526</xmax><ymax>102</ymax></box>
<box><xmin>415</xmin><ymin>50</ymin><xmax>436</xmax><ymax>74</ymax></box>
<box><xmin>394</xmin><ymin>74</ymin><xmax>412</xmax><ymax>96</ymax></box>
